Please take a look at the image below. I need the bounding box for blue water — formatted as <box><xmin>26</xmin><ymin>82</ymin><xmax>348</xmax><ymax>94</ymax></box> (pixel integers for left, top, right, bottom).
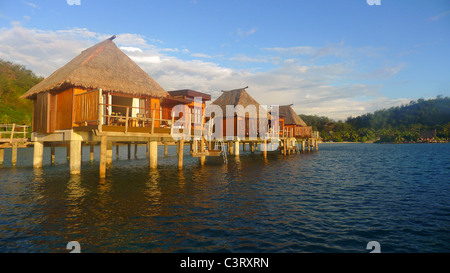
<box><xmin>0</xmin><ymin>143</ymin><xmax>449</xmax><ymax>252</ymax></box>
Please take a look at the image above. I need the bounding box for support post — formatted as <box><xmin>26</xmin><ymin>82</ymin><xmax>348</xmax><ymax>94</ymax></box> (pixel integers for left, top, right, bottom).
<box><xmin>66</xmin><ymin>145</ymin><xmax>70</xmax><ymax>160</ymax></box>
<box><xmin>149</xmin><ymin>141</ymin><xmax>158</xmax><ymax>169</ymax></box>
<box><xmin>125</xmin><ymin>107</ymin><xmax>129</xmax><ymax>133</ymax></box>
<box><xmin>200</xmin><ymin>137</ymin><xmax>205</xmax><ymax>165</ymax></box>
<box><xmin>178</xmin><ymin>138</ymin><xmax>184</xmax><ymax>169</ymax></box>
<box><xmin>107</xmin><ymin>141</ymin><xmax>113</xmax><ymax>165</ymax></box>
<box><xmin>193</xmin><ymin>139</ymin><xmax>198</xmax><ymax>154</ymax></box>
<box><xmin>127</xmin><ymin>143</ymin><xmax>131</xmax><ymax>160</ymax></box>
<box><xmin>11</xmin><ymin>141</ymin><xmax>18</xmax><ymax>166</ymax></box>
<box><xmin>70</xmin><ymin>140</ymin><xmax>81</xmax><ymax>175</ymax></box>
<box><xmin>116</xmin><ymin>144</ymin><xmax>119</xmax><ymax>159</ymax></box>
<box><xmin>302</xmin><ymin>140</ymin><xmax>306</xmax><ymax>152</ymax></box>
<box><xmin>250</xmin><ymin>143</ymin><xmax>255</xmax><ymax>153</ymax></box>
<box><xmin>134</xmin><ymin>143</ymin><xmax>138</xmax><ymax>159</ymax></box>
<box><xmin>315</xmin><ymin>139</ymin><xmax>319</xmax><ymax>150</ymax></box>
<box><xmin>99</xmin><ymin>135</ymin><xmax>107</xmax><ymax>178</ymax></box>
<box><xmin>234</xmin><ymin>141</ymin><xmax>240</xmax><ymax>156</ymax></box>
<box><xmin>0</xmin><ymin>148</ymin><xmax>4</xmax><ymax>165</ymax></box>
<box><xmin>90</xmin><ymin>144</ymin><xmax>95</xmax><ymax>162</ymax></box>
<box><xmin>51</xmin><ymin>144</ymin><xmax>55</xmax><ymax>164</ymax></box>
<box><xmin>164</xmin><ymin>142</ymin><xmax>168</xmax><ymax>156</ymax></box>
<box><xmin>229</xmin><ymin>141</ymin><xmax>234</xmax><ymax>155</ymax></box>
<box><xmin>263</xmin><ymin>140</ymin><xmax>267</xmax><ymax>158</ymax></box>
<box><xmin>33</xmin><ymin>141</ymin><xmax>44</xmax><ymax>168</ymax></box>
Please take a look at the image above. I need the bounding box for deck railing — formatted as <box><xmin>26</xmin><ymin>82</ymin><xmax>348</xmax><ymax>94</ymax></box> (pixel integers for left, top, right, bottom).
<box><xmin>0</xmin><ymin>124</ymin><xmax>29</xmax><ymax>143</ymax></box>
<box><xmin>99</xmin><ymin>103</ymin><xmax>178</xmax><ymax>134</ymax></box>
<box><xmin>73</xmin><ymin>90</ymin><xmax>314</xmax><ymax>138</ymax></box>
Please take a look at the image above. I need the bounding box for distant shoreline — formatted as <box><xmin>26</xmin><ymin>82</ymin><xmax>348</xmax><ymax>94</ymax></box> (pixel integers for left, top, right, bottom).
<box><xmin>319</xmin><ymin>141</ymin><xmax>448</xmax><ymax>144</ymax></box>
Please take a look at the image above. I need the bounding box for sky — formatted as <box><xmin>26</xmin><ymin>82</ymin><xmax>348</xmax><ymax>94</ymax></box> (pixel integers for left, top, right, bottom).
<box><xmin>0</xmin><ymin>0</ymin><xmax>449</xmax><ymax>120</ymax></box>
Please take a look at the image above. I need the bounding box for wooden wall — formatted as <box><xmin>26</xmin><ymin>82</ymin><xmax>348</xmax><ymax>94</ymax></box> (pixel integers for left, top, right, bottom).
<box><xmin>74</xmin><ymin>89</ymin><xmax>99</xmax><ymax>126</ymax></box>
<box><xmin>33</xmin><ymin>92</ymin><xmax>49</xmax><ymax>134</ymax></box>
<box><xmin>55</xmin><ymin>88</ymin><xmax>73</xmax><ymax>130</ymax></box>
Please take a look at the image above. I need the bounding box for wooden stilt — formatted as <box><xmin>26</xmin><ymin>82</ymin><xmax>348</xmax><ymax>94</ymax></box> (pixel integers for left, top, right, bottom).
<box><xmin>243</xmin><ymin>142</ymin><xmax>246</xmax><ymax>152</ymax></box>
<box><xmin>178</xmin><ymin>138</ymin><xmax>184</xmax><ymax>169</ymax></box>
<box><xmin>164</xmin><ymin>142</ymin><xmax>168</xmax><ymax>156</ymax></box>
<box><xmin>263</xmin><ymin>140</ymin><xmax>267</xmax><ymax>158</ymax></box>
<box><xmin>51</xmin><ymin>144</ymin><xmax>55</xmax><ymax>164</ymax></box>
<box><xmin>106</xmin><ymin>141</ymin><xmax>112</xmax><ymax>164</ymax></box>
<box><xmin>70</xmin><ymin>140</ymin><xmax>81</xmax><ymax>175</ymax></box>
<box><xmin>66</xmin><ymin>145</ymin><xmax>70</xmax><ymax>160</ymax></box>
<box><xmin>234</xmin><ymin>141</ymin><xmax>240</xmax><ymax>156</ymax></box>
<box><xmin>99</xmin><ymin>136</ymin><xmax>107</xmax><ymax>178</ymax></box>
<box><xmin>149</xmin><ymin>141</ymin><xmax>158</xmax><ymax>169</ymax></box>
<box><xmin>90</xmin><ymin>144</ymin><xmax>95</xmax><ymax>162</ymax></box>
<box><xmin>0</xmin><ymin>148</ymin><xmax>4</xmax><ymax>165</ymax></box>
<box><xmin>127</xmin><ymin>143</ymin><xmax>131</xmax><ymax>160</ymax></box>
<box><xmin>134</xmin><ymin>143</ymin><xmax>138</xmax><ymax>159</ymax></box>
<box><xmin>193</xmin><ymin>139</ymin><xmax>198</xmax><ymax>154</ymax></box>
<box><xmin>251</xmin><ymin>142</ymin><xmax>255</xmax><ymax>153</ymax></box>
<box><xmin>229</xmin><ymin>141</ymin><xmax>234</xmax><ymax>155</ymax></box>
<box><xmin>200</xmin><ymin>138</ymin><xmax>205</xmax><ymax>165</ymax></box>
<box><xmin>11</xmin><ymin>141</ymin><xmax>18</xmax><ymax>166</ymax></box>
<box><xmin>33</xmin><ymin>141</ymin><xmax>43</xmax><ymax>168</ymax></box>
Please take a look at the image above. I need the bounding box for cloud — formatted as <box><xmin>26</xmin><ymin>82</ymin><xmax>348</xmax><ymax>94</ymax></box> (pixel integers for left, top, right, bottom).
<box><xmin>353</xmin><ymin>63</ymin><xmax>406</xmax><ymax>80</ymax></box>
<box><xmin>119</xmin><ymin>46</ymin><xmax>143</xmax><ymax>53</ymax></box>
<box><xmin>0</xmin><ymin>25</ymin><xmax>410</xmax><ymax>120</ymax></box>
<box><xmin>191</xmin><ymin>53</ymin><xmax>212</xmax><ymax>59</ymax></box>
<box><xmin>24</xmin><ymin>1</ymin><xmax>39</xmax><ymax>9</ymax></box>
<box><xmin>430</xmin><ymin>10</ymin><xmax>450</xmax><ymax>21</ymax></box>
<box><xmin>264</xmin><ymin>46</ymin><xmax>318</xmax><ymax>56</ymax></box>
<box><xmin>263</xmin><ymin>43</ymin><xmax>387</xmax><ymax>61</ymax></box>
<box><xmin>237</xmin><ymin>27</ymin><xmax>257</xmax><ymax>37</ymax></box>
<box><xmin>229</xmin><ymin>54</ymin><xmax>267</xmax><ymax>63</ymax></box>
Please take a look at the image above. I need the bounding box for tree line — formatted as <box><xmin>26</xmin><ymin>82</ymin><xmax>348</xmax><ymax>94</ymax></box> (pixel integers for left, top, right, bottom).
<box><xmin>300</xmin><ymin>96</ymin><xmax>450</xmax><ymax>143</ymax></box>
<box><xmin>0</xmin><ymin>59</ymin><xmax>43</xmax><ymax>125</ymax></box>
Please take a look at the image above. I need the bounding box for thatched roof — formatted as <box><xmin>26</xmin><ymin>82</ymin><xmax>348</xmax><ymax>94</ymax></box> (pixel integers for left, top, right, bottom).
<box><xmin>279</xmin><ymin>105</ymin><xmax>307</xmax><ymax>126</ymax></box>
<box><xmin>211</xmin><ymin>87</ymin><xmax>269</xmax><ymax>118</ymax></box>
<box><xmin>168</xmin><ymin>89</ymin><xmax>211</xmax><ymax>101</ymax></box>
<box><xmin>21</xmin><ymin>36</ymin><xmax>168</xmax><ymax>99</ymax></box>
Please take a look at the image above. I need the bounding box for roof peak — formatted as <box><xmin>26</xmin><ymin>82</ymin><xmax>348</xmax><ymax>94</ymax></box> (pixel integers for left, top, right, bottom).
<box><xmin>221</xmin><ymin>86</ymin><xmax>248</xmax><ymax>93</ymax></box>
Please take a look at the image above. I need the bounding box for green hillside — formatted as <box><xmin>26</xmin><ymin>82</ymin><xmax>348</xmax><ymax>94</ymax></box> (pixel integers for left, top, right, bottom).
<box><xmin>300</xmin><ymin>96</ymin><xmax>450</xmax><ymax>143</ymax></box>
<box><xmin>0</xmin><ymin>59</ymin><xmax>43</xmax><ymax>125</ymax></box>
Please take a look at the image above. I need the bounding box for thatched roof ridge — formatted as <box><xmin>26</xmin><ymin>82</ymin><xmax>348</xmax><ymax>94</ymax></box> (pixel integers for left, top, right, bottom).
<box><xmin>21</xmin><ymin>37</ymin><xmax>168</xmax><ymax>99</ymax></box>
<box><xmin>211</xmin><ymin>87</ymin><xmax>269</xmax><ymax>118</ymax></box>
<box><xmin>279</xmin><ymin>105</ymin><xmax>307</xmax><ymax>126</ymax></box>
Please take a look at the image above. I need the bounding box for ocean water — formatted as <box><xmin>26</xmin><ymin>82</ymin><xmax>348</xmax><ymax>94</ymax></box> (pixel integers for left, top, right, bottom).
<box><xmin>0</xmin><ymin>143</ymin><xmax>449</xmax><ymax>253</ymax></box>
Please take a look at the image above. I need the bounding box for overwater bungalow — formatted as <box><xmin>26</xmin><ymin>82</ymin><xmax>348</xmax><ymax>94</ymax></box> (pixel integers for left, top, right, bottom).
<box><xmin>19</xmin><ymin>36</ymin><xmax>211</xmax><ymax>176</ymax></box>
<box><xmin>210</xmin><ymin>87</ymin><xmax>271</xmax><ymax>139</ymax></box>
<box><xmin>20</xmin><ymin>36</ymin><xmax>210</xmax><ymax>136</ymax></box>
<box><xmin>279</xmin><ymin>104</ymin><xmax>312</xmax><ymax>138</ymax></box>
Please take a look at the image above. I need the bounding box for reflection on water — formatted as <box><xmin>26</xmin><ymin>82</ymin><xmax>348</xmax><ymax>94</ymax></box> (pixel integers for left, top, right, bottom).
<box><xmin>0</xmin><ymin>143</ymin><xmax>449</xmax><ymax>252</ymax></box>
